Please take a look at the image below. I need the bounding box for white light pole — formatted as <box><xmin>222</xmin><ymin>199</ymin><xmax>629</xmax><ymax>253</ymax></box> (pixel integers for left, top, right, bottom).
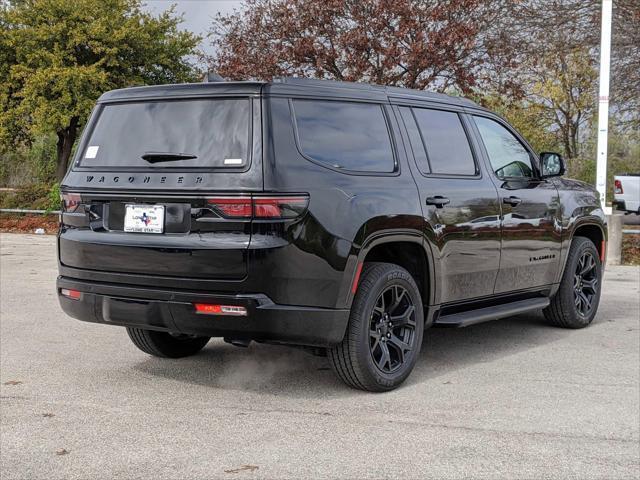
<box><xmin>595</xmin><ymin>0</ymin><xmax>613</xmax><ymax>214</ymax></box>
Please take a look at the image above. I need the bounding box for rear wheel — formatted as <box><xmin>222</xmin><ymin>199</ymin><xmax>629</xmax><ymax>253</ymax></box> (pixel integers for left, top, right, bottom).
<box><xmin>126</xmin><ymin>328</ymin><xmax>209</xmax><ymax>358</ymax></box>
<box><xmin>329</xmin><ymin>262</ymin><xmax>424</xmax><ymax>392</ymax></box>
<box><xmin>544</xmin><ymin>237</ymin><xmax>602</xmax><ymax>328</ymax></box>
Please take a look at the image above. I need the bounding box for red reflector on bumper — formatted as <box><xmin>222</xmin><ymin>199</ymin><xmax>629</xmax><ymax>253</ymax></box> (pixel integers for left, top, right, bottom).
<box><xmin>60</xmin><ymin>288</ymin><xmax>81</xmax><ymax>300</ymax></box>
<box><xmin>194</xmin><ymin>303</ymin><xmax>248</xmax><ymax>316</ymax></box>
<box><xmin>351</xmin><ymin>262</ymin><xmax>364</xmax><ymax>294</ymax></box>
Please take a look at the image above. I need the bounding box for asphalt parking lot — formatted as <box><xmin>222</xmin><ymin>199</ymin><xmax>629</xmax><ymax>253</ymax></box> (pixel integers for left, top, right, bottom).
<box><xmin>1</xmin><ymin>233</ymin><xmax>639</xmax><ymax>479</ymax></box>
<box><xmin>622</xmin><ymin>213</ymin><xmax>640</xmax><ymax>226</ymax></box>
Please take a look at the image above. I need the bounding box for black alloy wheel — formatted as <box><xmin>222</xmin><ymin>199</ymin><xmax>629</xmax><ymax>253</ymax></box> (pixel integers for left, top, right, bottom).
<box><xmin>544</xmin><ymin>236</ymin><xmax>602</xmax><ymax>329</ymax></box>
<box><xmin>573</xmin><ymin>250</ymin><xmax>599</xmax><ymax>318</ymax></box>
<box><xmin>328</xmin><ymin>262</ymin><xmax>424</xmax><ymax>391</ymax></box>
<box><xmin>370</xmin><ymin>285</ymin><xmax>417</xmax><ymax>374</ymax></box>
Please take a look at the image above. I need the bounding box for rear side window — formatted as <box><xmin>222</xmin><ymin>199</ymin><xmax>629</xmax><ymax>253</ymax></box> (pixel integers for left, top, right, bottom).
<box><xmin>411</xmin><ymin>108</ymin><xmax>476</xmax><ymax>175</ymax></box>
<box><xmin>292</xmin><ymin>99</ymin><xmax>394</xmax><ymax>173</ymax></box>
<box><xmin>399</xmin><ymin>107</ymin><xmax>429</xmax><ymax>173</ymax></box>
<box><xmin>79</xmin><ymin>99</ymin><xmax>250</xmax><ymax>168</ymax></box>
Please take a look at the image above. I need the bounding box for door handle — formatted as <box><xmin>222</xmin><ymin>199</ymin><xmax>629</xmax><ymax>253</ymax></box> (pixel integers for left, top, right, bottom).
<box><xmin>503</xmin><ymin>196</ymin><xmax>522</xmax><ymax>206</ymax></box>
<box><xmin>426</xmin><ymin>196</ymin><xmax>450</xmax><ymax>208</ymax></box>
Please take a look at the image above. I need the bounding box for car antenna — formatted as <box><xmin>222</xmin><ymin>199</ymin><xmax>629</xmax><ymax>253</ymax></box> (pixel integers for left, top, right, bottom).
<box><xmin>203</xmin><ymin>71</ymin><xmax>225</xmax><ymax>83</ymax></box>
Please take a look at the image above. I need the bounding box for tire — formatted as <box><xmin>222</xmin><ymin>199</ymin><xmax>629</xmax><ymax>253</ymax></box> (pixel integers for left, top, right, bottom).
<box><xmin>126</xmin><ymin>328</ymin><xmax>210</xmax><ymax>358</ymax></box>
<box><xmin>329</xmin><ymin>262</ymin><xmax>424</xmax><ymax>392</ymax></box>
<box><xmin>544</xmin><ymin>237</ymin><xmax>602</xmax><ymax>328</ymax></box>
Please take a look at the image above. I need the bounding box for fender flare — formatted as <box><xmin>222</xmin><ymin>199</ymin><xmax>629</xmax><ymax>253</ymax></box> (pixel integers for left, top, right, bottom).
<box><xmin>558</xmin><ymin>218</ymin><xmax>607</xmax><ymax>282</ymax></box>
<box><xmin>336</xmin><ymin>229</ymin><xmax>436</xmax><ymax>309</ymax></box>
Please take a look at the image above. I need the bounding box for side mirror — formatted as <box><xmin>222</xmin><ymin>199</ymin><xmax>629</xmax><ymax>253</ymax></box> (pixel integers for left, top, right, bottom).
<box><xmin>540</xmin><ymin>152</ymin><xmax>565</xmax><ymax>178</ymax></box>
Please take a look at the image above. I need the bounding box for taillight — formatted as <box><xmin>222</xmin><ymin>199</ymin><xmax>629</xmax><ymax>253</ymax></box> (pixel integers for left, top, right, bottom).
<box><xmin>253</xmin><ymin>196</ymin><xmax>309</xmax><ymax>219</ymax></box>
<box><xmin>61</xmin><ymin>192</ymin><xmax>82</xmax><ymax>212</ymax></box>
<box><xmin>206</xmin><ymin>197</ymin><xmax>253</xmax><ymax>218</ymax></box>
<box><xmin>614</xmin><ymin>180</ymin><xmax>623</xmax><ymax>194</ymax></box>
<box><xmin>206</xmin><ymin>195</ymin><xmax>309</xmax><ymax>219</ymax></box>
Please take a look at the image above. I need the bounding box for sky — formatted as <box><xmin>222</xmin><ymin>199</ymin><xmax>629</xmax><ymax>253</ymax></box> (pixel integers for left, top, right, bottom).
<box><xmin>141</xmin><ymin>0</ymin><xmax>245</xmax><ymax>56</ymax></box>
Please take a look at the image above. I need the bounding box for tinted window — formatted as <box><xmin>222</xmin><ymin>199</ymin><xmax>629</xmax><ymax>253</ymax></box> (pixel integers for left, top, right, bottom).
<box><xmin>474</xmin><ymin>116</ymin><xmax>534</xmax><ymax>179</ymax></box>
<box><xmin>80</xmin><ymin>99</ymin><xmax>250</xmax><ymax>168</ymax></box>
<box><xmin>293</xmin><ymin>100</ymin><xmax>394</xmax><ymax>172</ymax></box>
<box><xmin>399</xmin><ymin>107</ymin><xmax>429</xmax><ymax>173</ymax></box>
<box><xmin>412</xmin><ymin>108</ymin><xmax>476</xmax><ymax>175</ymax></box>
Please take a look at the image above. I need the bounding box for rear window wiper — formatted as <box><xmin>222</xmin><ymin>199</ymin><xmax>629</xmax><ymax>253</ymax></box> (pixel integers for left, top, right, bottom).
<box><xmin>141</xmin><ymin>152</ymin><xmax>197</xmax><ymax>163</ymax></box>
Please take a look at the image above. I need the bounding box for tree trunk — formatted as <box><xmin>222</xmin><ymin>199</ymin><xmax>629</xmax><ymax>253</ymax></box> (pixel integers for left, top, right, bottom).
<box><xmin>55</xmin><ymin>117</ymin><xmax>79</xmax><ymax>182</ymax></box>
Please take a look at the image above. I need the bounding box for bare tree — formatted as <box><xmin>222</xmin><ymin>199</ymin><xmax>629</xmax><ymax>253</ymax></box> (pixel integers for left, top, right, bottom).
<box><xmin>611</xmin><ymin>0</ymin><xmax>640</xmax><ymax>131</ymax></box>
<box><xmin>495</xmin><ymin>0</ymin><xmax>639</xmax><ymax>153</ymax></box>
<box><xmin>210</xmin><ymin>0</ymin><xmax>513</xmax><ymax>94</ymax></box>
<box><xmin>485</xmin><ymin>1</ymin><xmax>601</xmax><ymax>159</ymax></box>
<box><xmin>210</xmin><ymin>0</ymin><xmax>638</xmax><ymax>159</ymax></box>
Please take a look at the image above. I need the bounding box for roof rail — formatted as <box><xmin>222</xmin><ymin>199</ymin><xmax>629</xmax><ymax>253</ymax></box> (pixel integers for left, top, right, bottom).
<box><xmin>273</xmin><ymin>77</ymin><xmax>380</xmax><ymax>91</ymax></box>
<box><xmin>271</xmin><ymin>76</ymin><xmax>480</xmax><ymax>107</ymax></box>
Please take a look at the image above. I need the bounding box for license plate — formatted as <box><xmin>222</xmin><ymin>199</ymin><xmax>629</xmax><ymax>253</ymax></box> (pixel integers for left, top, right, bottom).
<box><xmin>124</xmin><ymin>204</ymin><xmax>165</xmax><ymax>233</ymax></box>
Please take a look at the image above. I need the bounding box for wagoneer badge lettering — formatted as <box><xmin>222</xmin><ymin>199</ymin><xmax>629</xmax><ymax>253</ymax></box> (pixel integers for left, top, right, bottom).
<box><xmin>82</xmin><ymin>175</ymin><xmax>231</xmax><ymax>186</ymax></box>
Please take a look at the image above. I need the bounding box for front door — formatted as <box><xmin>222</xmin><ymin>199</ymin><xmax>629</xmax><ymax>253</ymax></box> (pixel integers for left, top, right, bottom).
<box><xmin>395</xmin><ymin>105</ymin><xmax>501</xmax><ymax>304</ymax></box>
<box><xmin>470</xmin><ymin>115</ymin><xmax>562</xmax><ymax>294</ymax></box>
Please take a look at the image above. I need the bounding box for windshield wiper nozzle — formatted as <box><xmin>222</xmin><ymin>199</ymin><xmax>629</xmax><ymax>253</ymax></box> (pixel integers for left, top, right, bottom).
<box><xmin>141</xmin><ymin>152</ymin><xmax>197</xmax><ymax>163</ymax></box>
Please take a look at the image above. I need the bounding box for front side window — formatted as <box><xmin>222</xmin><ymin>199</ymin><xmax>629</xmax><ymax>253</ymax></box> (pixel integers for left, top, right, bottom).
<box><xmin>80</xmin><ymin>98</ymin><xmax>250</xmax><ymax>168</ymax></box>
<box><xmin>474</xmin><ymin>116</ymin><xmax>534</xmax><ymax>179</ymax></box>
<box><xmin>293</xmin><ymin>99</ymin><xmax>394</xmax><ymax>173</ymax></box>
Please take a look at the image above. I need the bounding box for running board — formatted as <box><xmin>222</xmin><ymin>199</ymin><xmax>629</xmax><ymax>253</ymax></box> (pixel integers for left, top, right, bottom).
<box><xmin>434</xmin><ymin>297</ymin><xmax>550</xmax><ymax>328</ymax></box>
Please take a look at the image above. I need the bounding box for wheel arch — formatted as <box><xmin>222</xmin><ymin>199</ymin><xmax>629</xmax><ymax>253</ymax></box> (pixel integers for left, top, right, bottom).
<box><xmin>347</xmin><ymin>231</ymin><xmax>435</xmax><ymax>309</ymax></box>
<box><xmin>573</xmin><ymin>222</ymin><xmax>606</xmax><ymax>260</ymax></box>
<box><xmin>558</xmin><ymin>220</ymin><xmax>607</xmax><ymax>282</ymax></box>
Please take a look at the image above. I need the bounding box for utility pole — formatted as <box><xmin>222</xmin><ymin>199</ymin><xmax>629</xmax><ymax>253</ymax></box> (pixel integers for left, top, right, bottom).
<box><xmin>595</xmin><ymin>0</ymin><xmax>613</xmax><ymax>214</ymax></box>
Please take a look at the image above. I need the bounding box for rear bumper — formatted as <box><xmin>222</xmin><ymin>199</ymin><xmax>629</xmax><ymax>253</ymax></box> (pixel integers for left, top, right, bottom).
<box><xmin>57</xmin><ymin>277</ymin><xmax>349</xmax><ymax>347</ymax></box>
<box><xmin>613</xmin><ymin>199</ymin><xmax>626</xmax><ymax>210</ymax></box>
<box><xmin>613</xmin><ymin>199</ymin><xmax>640</xmax><ymax>213</ymax></box>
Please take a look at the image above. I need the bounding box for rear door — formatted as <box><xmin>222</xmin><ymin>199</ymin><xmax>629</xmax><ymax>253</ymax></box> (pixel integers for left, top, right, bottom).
<box><xmin>60</xmin><ymin>95</ymin><xmax>262</xmax><ymax>282</ymax></box>
<box><xmin>395</xmin><ymin>105</ymin><xmax>501</xmax><ymax>304</ymax></box>
<box><xmin>469</xmin><ymin>114</ymin><xmax>562</xmax><ymax>293</ymax></box>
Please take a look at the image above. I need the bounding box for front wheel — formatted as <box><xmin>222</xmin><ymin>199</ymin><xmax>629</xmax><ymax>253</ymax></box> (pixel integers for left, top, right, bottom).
<box><xmin>329</xmin><ymin>262</ymin><xmax>424</xmax><ymax>392</ymax></box>
<box><xmin>127</xmin><ymin>328</ymin><xmax>210</xmax><ymax>358</ymax></box>
<box><xmin>544</xmin><ymin>237</ymin><xmax>603</xmax><ymax>328</ymax></box>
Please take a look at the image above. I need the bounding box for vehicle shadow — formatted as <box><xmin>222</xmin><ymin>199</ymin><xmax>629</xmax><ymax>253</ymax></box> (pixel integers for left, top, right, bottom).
<box><xmin>411</xmin><ymin>311</ymin><xmax>571</xmax><ymax>383</ymax></box>
<box><xmin>132</xmin><ymin>311</ymin><xmax>574</xmax><ymax>398</ymax></box>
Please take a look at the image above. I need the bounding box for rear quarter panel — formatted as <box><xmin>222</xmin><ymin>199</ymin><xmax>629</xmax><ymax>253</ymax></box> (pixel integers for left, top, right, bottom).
<box><xmin>261</xmin><ymin>96</ymin><xmax>424</xmax><ymax>309</ymax></box>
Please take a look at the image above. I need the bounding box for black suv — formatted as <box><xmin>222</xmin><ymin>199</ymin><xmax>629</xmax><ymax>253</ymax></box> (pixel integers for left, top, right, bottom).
<box><xmin>57</xmin><ymin>78</ymin><xmax>606</xmax><ymax>391</ymax></box>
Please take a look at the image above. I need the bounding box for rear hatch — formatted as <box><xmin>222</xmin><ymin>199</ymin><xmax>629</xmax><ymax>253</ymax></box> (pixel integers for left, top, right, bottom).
<box><xmin>59</xmin><ymin>83</ymin><xmax>264</xmax><ymax>281</ymax></box>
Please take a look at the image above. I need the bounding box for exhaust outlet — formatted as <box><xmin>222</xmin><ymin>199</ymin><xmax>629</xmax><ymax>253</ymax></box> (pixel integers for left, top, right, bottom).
<box><xmin>224</xmin><ymin>338</ymin><xmax>252</xmax><ymax>348</ymax></box>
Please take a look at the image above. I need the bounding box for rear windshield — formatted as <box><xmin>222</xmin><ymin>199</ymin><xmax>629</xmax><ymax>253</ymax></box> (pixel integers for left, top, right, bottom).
<box><xmin>79</xmin><ymin>98</ymin><xmax>250</xmax><ymax>168</ymax></box>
